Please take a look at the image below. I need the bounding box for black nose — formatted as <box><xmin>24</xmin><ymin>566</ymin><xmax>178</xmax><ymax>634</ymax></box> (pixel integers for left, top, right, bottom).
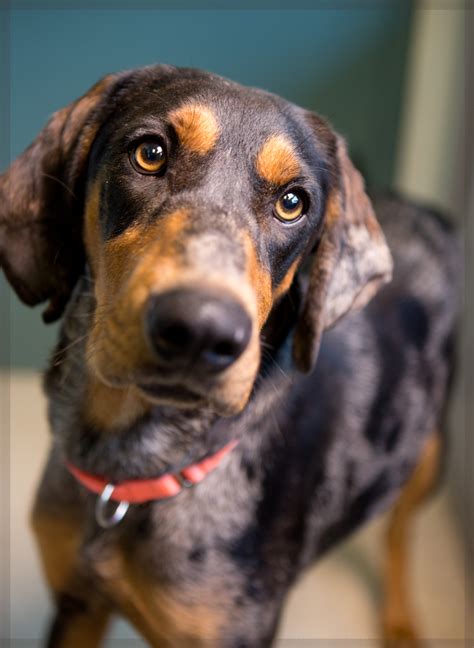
<box><xmin>146</xmin><ymin>288</ymin><xmax>252</xmax><ymax>372</ymax></box>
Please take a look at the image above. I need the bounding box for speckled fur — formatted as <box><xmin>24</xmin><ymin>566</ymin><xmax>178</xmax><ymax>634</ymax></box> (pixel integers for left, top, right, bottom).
<box><xmin>1</xmin><ymin>66</ymin><xmax>459</xmax><ymax>646</ymax></box>
<box><xmin>34</xmin><ymin>195</ymin><xmax>459</xmax><ymax>646</ymax></box>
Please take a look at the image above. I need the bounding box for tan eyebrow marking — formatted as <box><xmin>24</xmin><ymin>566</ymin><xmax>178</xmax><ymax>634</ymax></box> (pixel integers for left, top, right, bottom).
<box><xmin>255</xmin><ymin>134</ymin><xmax>301</xmax><ymax>186</ymax></box>
<box><xmin>169</xmin><ymin>103</ymin><xmax>219</xmax><ymax>154</ymax></box>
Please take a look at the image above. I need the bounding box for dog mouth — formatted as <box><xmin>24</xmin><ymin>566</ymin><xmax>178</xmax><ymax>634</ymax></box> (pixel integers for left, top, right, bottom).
<box><xmin>137</xmin><ymin>381</ymin><xmax>206</xmax><ymax>407</ymax></box>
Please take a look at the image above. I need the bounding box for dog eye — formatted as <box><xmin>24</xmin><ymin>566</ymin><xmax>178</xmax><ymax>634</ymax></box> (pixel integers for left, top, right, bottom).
<box><xmin>274</xmin><ymin>190</ymin><xmax>306</xmax><ymax>223</ymax></box>
<box><xmin>131</xmin><ymin>139</ymin><xmax>167</xmax><ymax>174</ymax></box>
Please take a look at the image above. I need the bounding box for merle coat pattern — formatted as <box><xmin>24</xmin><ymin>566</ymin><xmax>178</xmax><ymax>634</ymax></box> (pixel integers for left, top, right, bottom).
<box><xmin>0</xmin><ymin>65</ymin><xmax>458</xmax><ymax>647</ymax></box>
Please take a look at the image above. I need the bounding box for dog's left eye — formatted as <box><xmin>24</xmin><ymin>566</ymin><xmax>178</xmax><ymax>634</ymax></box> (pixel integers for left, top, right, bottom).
<box><xmin>130</xmin><ymin>139</ymin><xmax>167</xmax><ymax>174</ymax></box>
<box><xmin>274</xmin><ymin>190</ymin><xmax>306</xmax><ymax>223</ymax></box>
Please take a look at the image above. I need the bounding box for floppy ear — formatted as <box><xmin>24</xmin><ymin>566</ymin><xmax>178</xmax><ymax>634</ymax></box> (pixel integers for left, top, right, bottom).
<box><xmin>293</xmin><ymin>134</ymin><xmax>393</xmax><ymax>372</ymax></box>
<box><xmin>0</xmin><ymin>73</ymin><xmax>122</xmax><ymax>322</ymax></box>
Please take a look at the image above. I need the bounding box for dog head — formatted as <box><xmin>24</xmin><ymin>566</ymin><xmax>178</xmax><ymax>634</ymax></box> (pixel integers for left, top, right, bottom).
<box><xmin>0</xmin><ymin>65</ymin><xmax>392</xmax><ymax>415</ymax></box>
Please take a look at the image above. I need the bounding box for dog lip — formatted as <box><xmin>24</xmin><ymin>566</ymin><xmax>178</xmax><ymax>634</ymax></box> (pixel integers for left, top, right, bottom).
<box><xmin>137</xmin><ymin>381</ymin><xmax>204</xmax><ymax>404</ymax></box>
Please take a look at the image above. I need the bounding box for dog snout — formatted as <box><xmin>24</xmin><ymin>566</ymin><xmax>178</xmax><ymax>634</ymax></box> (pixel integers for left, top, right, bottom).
<box><xmin>146</xmin><ymin>288</ymin><xmax>252</xmax><ymax>373</ymax></box>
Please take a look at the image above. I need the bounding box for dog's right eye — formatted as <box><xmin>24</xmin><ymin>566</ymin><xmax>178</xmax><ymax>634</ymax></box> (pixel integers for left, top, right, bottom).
<box><xmin>274</xmin><ymin>190</ymin><xmax>306</xmax><ymax>223</ymax></box>
<box><xmin>130</xmin><ymin>139</ymin><xmax>167</xmax><ymax>174</ymax></box>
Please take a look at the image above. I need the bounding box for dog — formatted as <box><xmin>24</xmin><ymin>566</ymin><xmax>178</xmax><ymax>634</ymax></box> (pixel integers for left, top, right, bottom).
<box><xmin>0</xmin><ymin>65</ymin><xmax>459</xmax><ymax>647</ymax></box>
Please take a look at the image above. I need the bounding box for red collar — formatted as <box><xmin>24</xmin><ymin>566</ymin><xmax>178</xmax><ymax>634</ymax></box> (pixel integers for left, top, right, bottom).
<box><xmin>65</xmin><ymin>440</ymin><xmax>239</xmax><ymax>505</ymax></box>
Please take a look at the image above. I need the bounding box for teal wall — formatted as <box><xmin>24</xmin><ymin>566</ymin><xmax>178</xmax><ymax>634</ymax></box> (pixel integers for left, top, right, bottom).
<box><xmin>2</xmin><ymin>5</ymin><xmax>413</xmax><ymax>368</ymax></box>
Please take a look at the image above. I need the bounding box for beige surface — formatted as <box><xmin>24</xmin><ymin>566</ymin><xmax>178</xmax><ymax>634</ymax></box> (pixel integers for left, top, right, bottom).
<box><xmin>394</xmin><ymin>5</ymin><xmax>464</xmax><ymax>212</ymax></box>
<box><xmin>6</xmin><ymin>371</ymin><xmax>469</xmax><ymax>646</ymax></box>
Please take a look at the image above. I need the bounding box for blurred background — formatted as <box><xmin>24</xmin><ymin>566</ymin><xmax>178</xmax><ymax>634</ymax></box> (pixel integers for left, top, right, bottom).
<box><xmin>0</xmin><ymin>1</ymin><xmax>471</xmax><ymax>645</ymax></box>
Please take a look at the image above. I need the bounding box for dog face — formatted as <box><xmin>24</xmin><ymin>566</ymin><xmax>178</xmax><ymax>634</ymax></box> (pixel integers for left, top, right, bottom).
<box><xmin>0</xmin><ymin>65</ymin><xmax>392</xmax><ymax>415</ymax></box>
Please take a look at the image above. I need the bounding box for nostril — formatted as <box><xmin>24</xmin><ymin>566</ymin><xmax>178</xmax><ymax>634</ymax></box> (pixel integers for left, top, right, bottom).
<box><xmin>212</xmin><ymin>340</ymin><xmax>238</xmax><ymax>358</ymax></box>
<box><xmin>157</xmin><ymin>322</ymin><xmax>192</xmax><ymax>350</ymax></box>
<box><xmin>201</xmin><ymin>339</ymin><xmax>241</xmax><ymax>370</ymax></box>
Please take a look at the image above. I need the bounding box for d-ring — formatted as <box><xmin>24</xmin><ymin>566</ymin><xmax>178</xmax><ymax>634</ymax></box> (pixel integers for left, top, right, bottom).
<box><xmin>95</xmin><ymin>483</ymin><xmax>130</xmax><ymax>529</ymax></box>
<box><xmin>176</xmin><ymin>472</ymin><xmax>194</xmax><ymax>489</ymax></box>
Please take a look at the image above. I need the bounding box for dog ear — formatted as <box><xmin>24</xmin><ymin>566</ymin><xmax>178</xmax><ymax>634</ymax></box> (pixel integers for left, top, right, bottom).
<box><xmin>0</xmin><ymin>73</ymin><xmax>123</xmax><ymax>322</ymax></box>
<box><xmin>293</xmin><ymin>133</ymin><xmax>393</xmax><ymax>372</ymax></box>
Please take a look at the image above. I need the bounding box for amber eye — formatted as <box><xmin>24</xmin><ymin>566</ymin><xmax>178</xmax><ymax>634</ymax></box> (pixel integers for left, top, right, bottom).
<box><xmin>131</xmin><ymin>139</ymin><xmax>167</xmax><ymax>174</ymax></box>
<box><xmin>274</xmin><ymin>190</ymin><xmax>306</xmax><ymax>222</ymax></box>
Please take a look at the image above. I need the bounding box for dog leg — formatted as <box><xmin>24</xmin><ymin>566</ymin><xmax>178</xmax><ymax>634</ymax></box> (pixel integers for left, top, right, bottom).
<box><xmin>31</xmin><ymin>510</ymin><xmax>111</xmax><ymax>647</ymax></box>
<box><xmin>46</xmin><ymin>594</ymin><xmax>111</xmax><ymax>648</ymax></box>
<box><xmin>381</xmin><ymin>431</ymin><xmax>441</xmax><ymax>647</ymax></box>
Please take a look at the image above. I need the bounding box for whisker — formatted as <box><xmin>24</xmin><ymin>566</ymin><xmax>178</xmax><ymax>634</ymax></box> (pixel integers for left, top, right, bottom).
<box><xmin>41</xmin><ymin>173</ymin><xmax>77</xmax><ymax>199</ymax></box>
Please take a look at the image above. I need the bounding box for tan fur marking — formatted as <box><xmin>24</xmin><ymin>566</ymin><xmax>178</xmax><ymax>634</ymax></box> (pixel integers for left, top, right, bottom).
<box><xmin>99</xmin><ymin>223</ymin><xmax>147</xmax><ymax>297</ymax></box>
<box><xmin>382</xmin><ymin>432</ymin><xmax>441</xmax><ymax>643</ymax></box>
<box><xmin>31</xmin><ymin>510</ymin><xmax>111</xmax><ymax>643</ymax></box>
<box><xmin>273</xmin><ymin>257</ymin><xmax>300</xmax><ymax>302</ymax></box>
<box><xmin>96</xmin><ymin>552</ymin><xmax>224</xmax><ymax>646</ymax></box>
<box><xmin>169</xmin><ymin>103</ymin><xmax>219</xmax><ymax>154</ymax></box>
<box><xmin>84</xmin><ymin>378</ymin><xmax>151</xmax><ymax>431</ymax></box>
<box><xmin>87</xmin><ymin>195</ymin><xmax>189</xmax><ymax>300</ymax></box>
<box><xmin>255</xmin><ymin>134</ymin><xmax>301</xmax><ymax>185</ymax></box>
<box><xmin>324</xmin><ymin>189</ymin><xmax>342</xmax><ymax>227</ymax></box>
<box><xmin>242</xmin><ymin>233</ymin><xmax>272</xmax><ymax>327</ymax></box>
<box><xmin>87</xmin><ymin>210</ymin><xmax>190</xmax><ymax>385</ymax></box>
<box><xmin>92</xmin><ymin>209</ymin><xmax>188</xmax><ymax>315</ymax></box>
<box><xmin>113</xmin><ymin>209</ymin><xmax>189</xmax><ymax>310</ymax></box>
<box><xmin>31</xmin><ymin>511</ymin><xmax>82</xmax><ymax>594</ymax></box>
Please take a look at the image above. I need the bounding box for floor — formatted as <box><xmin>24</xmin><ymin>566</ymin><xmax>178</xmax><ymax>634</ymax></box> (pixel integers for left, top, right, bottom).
<box><xmin>5</xmin><ymin>372</ymin><xmax>470</xmax><ymax>646</ymax></box>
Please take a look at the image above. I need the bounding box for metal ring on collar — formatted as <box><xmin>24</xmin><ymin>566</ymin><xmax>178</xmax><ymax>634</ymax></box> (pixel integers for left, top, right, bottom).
<box><xmin>176</xmin><ymin>472</ymin><xmax>194</xmax><ymax>489</ymax></box>
<box><xmin>95</xmin><ymin>483</ymin><xmax>130</xmax><ymax>528</ymax></box>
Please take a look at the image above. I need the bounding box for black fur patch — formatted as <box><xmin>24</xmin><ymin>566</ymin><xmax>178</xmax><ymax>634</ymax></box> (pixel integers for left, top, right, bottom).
<box><xmin>188</xmin><ymin>545</ymin><xmax>207</xmax><ymax>563</ymax></box>
<box><xmin>399</xmin><ymin>296</ymin><xmax>429</xmax><ymax>351</ymax></box>
<box><xmin>317</xmin><ymin>471</ymin><xmax>392</xmax><ymax>555</ymax></box>
<box><xmin>241</xmin><ymin>457</ymin><xmax>257</xmax><ymax>482</ymax></box>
